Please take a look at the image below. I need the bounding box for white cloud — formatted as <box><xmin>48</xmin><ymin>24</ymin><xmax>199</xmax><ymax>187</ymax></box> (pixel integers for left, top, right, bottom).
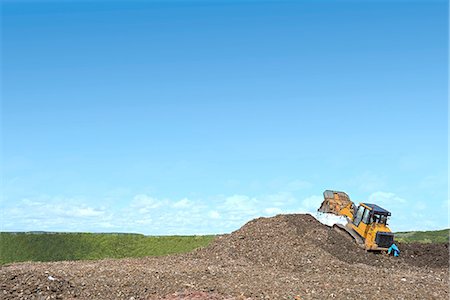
<box><xmin>4</xmin><ymin>188</ymin><xmax>446</xmax><ymax>235</ymax></box>
<box><xmin>172</xmin><ymin>198</ymin><xmax>192</xmax><ymax>209</ymax></box>
<box><xmin>208</xmin><ymin>210</ymin><xmax>221</xmax><ymax>219</ymax></box>
<box><xmin>263</xmin><ymin>207</ymin><xmax>282</xmax><ymax>215</ymax></box>
<box><xmin>21</xmin><ymin>199</ymin><xmax>44</xmax><ymax>206</ymax></box>
<box><xmin>211</xmin><ymin>193</ymin><xmax>306</xmax><ymax>232</ymax></box>
<box><xmin>223</xmin><ymin>194</ymin><xmax>258</xmax><ymax>212</ymax></box>
<box><xmin>69</xmin><ymin>207</ymin><xmax>105</xmax><ymax>217</ymax></box>
<box><xmin>263</xmin><ymin>192</ymin><xmax>296</xmax><ymax>207</ymax></box>
<box><xmin>133</xmin><ymin>194</ymin><xmax>165</xmax><ymax>208</ymax></box>
<box><xmin>368</xmin><ymin>191</ymin><xmax>406</xmax><ymax>205</ymax></box>
<box><xmin>131</xmin><ymin>194</ymin><xmax>165</xmax><ymax>214</ymax></box>
<box><xmin>1</xmin><ymin>197</ymin><xmax>111</xmax><ymax>232</ymax></box>
<box><xmin>300</xmin><ymin>195</ymin><xmax>323</xmax><ymax>212</ymax></box>
<box><xmin>364</xmin><ymin>191</ymin><xmax>445</xmax><ymax>232</ymax></box>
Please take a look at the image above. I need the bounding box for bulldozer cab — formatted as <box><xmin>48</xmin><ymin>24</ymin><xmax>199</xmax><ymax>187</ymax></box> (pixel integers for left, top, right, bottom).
<box><xmin>351</xmin><ymin>203</ymin><xmax>393</xmax><ymax>249</ymax></box>
<box><xmin>352</xmin><ymin>203</ymin><xmax>391</xmax><ymax>227</ymax></box>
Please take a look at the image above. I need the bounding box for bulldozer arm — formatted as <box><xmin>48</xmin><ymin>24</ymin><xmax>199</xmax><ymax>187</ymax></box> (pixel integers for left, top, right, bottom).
<box><xmin>318</xmin><ymin>190</ymin><xmax>354</xmax><ymax>216</ymax></box>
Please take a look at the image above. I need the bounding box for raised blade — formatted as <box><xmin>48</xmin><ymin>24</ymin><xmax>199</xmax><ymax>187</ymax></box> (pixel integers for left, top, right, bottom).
<box><xmin>317</xmin><ymin>190</ymin><xmax>353</xmax><ymax>215</ymax></box>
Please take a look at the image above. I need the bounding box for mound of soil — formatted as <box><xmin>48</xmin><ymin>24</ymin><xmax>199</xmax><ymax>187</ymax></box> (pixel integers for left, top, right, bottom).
<box><xmin>398</xmin><ymin>242</ymin><xmax>449</xmax><ymax>268</ymax></box>
<box><xmin>195</xmin><ymin>214</ymin><xmax>446</xmax><ymax>269</ymax></box>
<box><xmin>1</xmin><ymin>214</ymin><xmax>448</xmax><ymax>299</ymax></box>
<box><xmin>195</xmin><ymin>214</ymin><xmax>332</xmax><ymax>271</ymax></box>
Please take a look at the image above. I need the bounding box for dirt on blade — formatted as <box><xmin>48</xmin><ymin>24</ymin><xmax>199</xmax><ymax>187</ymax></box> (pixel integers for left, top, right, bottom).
<box><xmin>1</xmin><ymin>214</ymin><xmax>448</xmax><ymax>299</ymax></box>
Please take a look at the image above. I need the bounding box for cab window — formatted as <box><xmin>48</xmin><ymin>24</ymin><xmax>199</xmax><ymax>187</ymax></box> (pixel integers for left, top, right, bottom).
<box><xmin>353</xmin><ymin>206</ymin><xmax>365</xmax><ymax>226</ymax></box>
<box><xmin>372</xmin><ymin>213</ymin><xmax>388</xmax><ymax>225</ymax></box>
<box><xmin>362</xmin><ymin>209</ymin><xmax>371</xmax><ymax>224</ymax></box>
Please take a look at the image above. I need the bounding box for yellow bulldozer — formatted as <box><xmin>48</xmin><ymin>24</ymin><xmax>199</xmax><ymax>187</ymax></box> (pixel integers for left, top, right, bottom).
<box><xmin>318</xmin><ymin>190</ymin><xmax>395</xmax><ymax>251</ymax></box>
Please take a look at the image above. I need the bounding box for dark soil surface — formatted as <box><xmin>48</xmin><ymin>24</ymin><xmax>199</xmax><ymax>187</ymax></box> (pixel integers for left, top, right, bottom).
<box><xmin>397</xmin><ymin>242</ymin><xmax>449</xmax><ymax>268</ymax></box>
<box><xmin>1</xmin><ymin>214</ymin><xmax>448</xmax><ymax>299</ymax></box>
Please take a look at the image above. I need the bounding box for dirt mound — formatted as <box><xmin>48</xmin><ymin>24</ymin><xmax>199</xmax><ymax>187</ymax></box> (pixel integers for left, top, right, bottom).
<box><xmin>1</xmin><ymin>214</ymin><xmax>449</xmax><ymax>299</ymax></box>
<box><xmin>195</xmin><ymin>214</ymin><xmax>333</xmax><ymax>270</ymax></box>
<box><xmin>398</xmin><ymin>242</ymin><xmax>449</xmax><ymax>268</ymax></box>
<box><xmin>195</xmin><ymin>214</ymin><xmax>425</xmax><ymax>269</ymax></box>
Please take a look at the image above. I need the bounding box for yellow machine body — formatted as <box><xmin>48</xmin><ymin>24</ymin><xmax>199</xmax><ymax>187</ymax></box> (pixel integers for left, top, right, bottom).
<box><xmin>318</xmin><ymin>190</ymin><xmax>395</xmax><ymax>251</ymax></box>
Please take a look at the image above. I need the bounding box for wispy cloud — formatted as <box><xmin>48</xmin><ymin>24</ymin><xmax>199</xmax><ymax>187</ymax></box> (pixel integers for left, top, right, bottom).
<box><xmin>2</xmin><ymin>188</ymin><xmax>447</xmax><ymax>234</ymax></box>
<box><xmin>300</xmin><ymin>195</ymin><xmax>323</xmax><ymax>211</ymax></box>
<box><xmin>1</xmin><ymin>197</ymin><xmax>111</xmax><ymax>232</ymax></box>
<box><xmin>208</xmin><ymin>210</ymin><xmax>221</xmax><ymax>219</ymax></box>
<box><xmin>2</xmin><ymin>192</ymin><xmax>316</xmax><ymax>234</ymax></box>
<box><xmin>131</xmin><ymin>194</ymin><xmax>166</xmax><ymax>213</ymax></box>
<box><xmin>263</xmin><ymin>207</ymin><xmax>282</xmax><ymax>215</ymax></box>
<box><xmin>368</xmin><ymin>191</ymin><xmax>406</xmax><ymax>205</ymax></box>
<box><xmin>365</xmin><ymin>191</ymin><xmax>446</xmax><ymax>231</ymax></box>
<box><xmin>172</xmin><ymin>198</ymin><xmax>192</xmax><ymax>209</ymax></box>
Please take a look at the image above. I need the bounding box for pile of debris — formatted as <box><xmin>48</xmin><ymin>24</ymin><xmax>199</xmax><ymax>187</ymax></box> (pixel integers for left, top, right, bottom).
<box><xmin>1</xmin><ymin>214</ymin><xmax>448</xmax><ymax>299</ymax></box>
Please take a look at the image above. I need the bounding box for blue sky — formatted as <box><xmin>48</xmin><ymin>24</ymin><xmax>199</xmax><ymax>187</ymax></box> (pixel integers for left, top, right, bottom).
<box><xmin>1</xmin><ymin>0</ymin><xmax>448</xmax><ymax>234</ymax></box>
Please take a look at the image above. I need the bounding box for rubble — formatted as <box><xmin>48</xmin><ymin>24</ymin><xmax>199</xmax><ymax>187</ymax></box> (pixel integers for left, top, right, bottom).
<box><xmin>1</xmin><ymin>214</ymin><xmax>448</xmax><ymax>299</ymax></box>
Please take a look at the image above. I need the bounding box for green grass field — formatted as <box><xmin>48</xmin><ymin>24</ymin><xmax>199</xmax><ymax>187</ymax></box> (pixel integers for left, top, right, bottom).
<box><xmin>0</xmin><ymin>232</ymin><xmax>214</xmax><ymax>265</ymax></box>
<box><xmin>394</xmin><ymin>228</ymin><xmax>449</xmax><ymax>244</ymax></box>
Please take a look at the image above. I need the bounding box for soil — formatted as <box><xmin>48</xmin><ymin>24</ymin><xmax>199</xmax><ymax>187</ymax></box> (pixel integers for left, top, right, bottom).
<box><xmin>1</xmin><ymin>214</ymin><xmax>448</xmax><ymax>299</ymax></box>
<box><xmin>397</xmin><ymin>242</ymin><xmax>449</xmax><ymax>268</ymax></box>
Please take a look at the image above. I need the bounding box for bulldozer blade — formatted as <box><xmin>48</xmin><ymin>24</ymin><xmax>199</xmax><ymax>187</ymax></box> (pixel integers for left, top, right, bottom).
<box><xmin>333</xmin><ymin>223</ymin><xmax>364</xmax><ymax>247</ymax></box>
<box><xmin>317</xmin><ymin>190</ymin><xmax>353</xmax><ymax>215</ymax></box>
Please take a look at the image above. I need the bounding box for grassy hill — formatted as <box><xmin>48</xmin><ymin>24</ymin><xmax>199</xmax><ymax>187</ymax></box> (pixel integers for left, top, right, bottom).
<box><xmin>0</xmin><ymin>232</ymin><xmax>214</xmax><ymax>265</ymax></box>
<box><xmin>395</xmin><ymin>229</ymin><xmax>449</xmax><ymax>243</ymax></box>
